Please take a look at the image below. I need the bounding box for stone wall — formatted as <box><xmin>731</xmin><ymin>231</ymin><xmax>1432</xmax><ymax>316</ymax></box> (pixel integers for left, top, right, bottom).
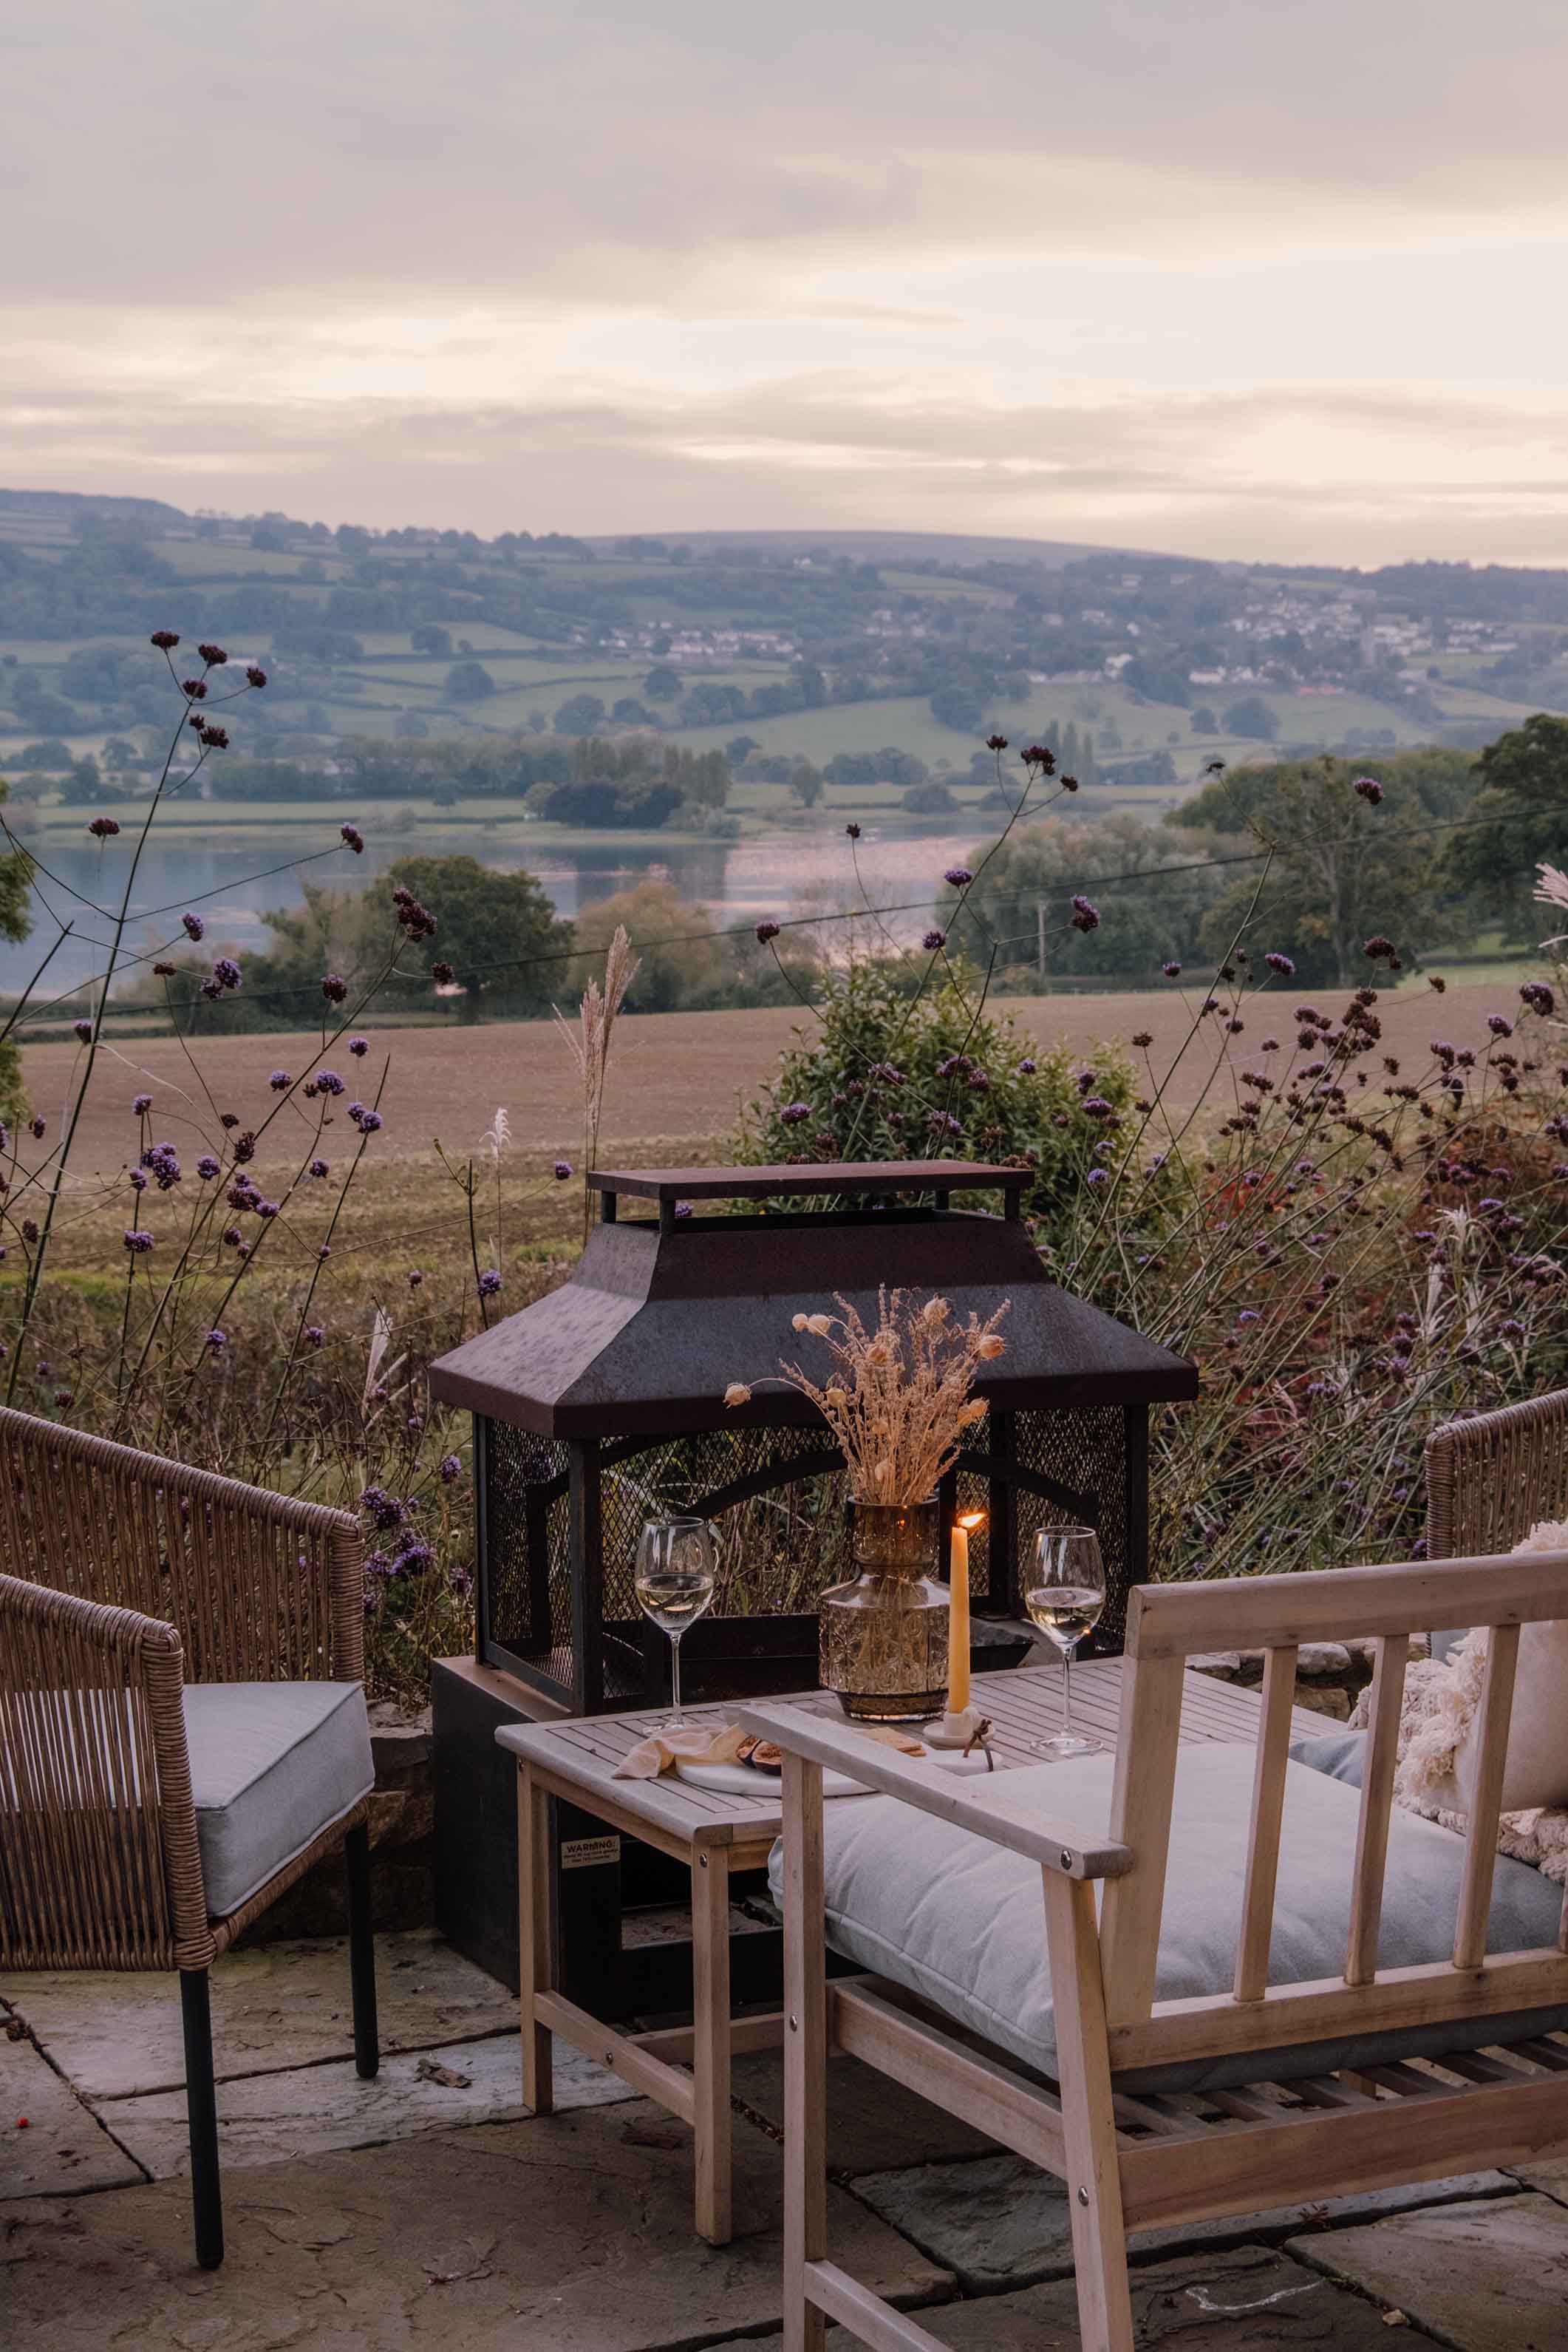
<box><xmin>238</xmin><ymin>1704</ymin><xmax>435</xmax><ymax>1943</ymax></box>
<box><xmin>1190</xmin><ymin>1635</ymin><xmax>1428</xmax><ymax>1721</ymax></box>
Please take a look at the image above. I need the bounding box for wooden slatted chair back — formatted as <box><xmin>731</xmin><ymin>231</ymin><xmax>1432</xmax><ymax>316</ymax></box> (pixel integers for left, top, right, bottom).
<box><xmin>1099</xmin><ymin>1550</ymin><xmax>1568</xmax><ymax>2077</ymax></box>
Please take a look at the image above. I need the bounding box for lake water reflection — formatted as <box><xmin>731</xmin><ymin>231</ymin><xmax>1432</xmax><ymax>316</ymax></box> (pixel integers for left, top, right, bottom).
<box><xmin>8</xmin><ymin>820</ymin><xmax>975</xmax><ymax>996</ymax></box>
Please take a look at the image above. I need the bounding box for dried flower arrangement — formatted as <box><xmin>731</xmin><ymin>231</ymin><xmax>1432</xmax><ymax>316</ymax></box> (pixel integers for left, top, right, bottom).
<box><xmin>726</xmin><ymin>1287</ymin><xmax>1008</xmax><ymax>1504</ymax></box>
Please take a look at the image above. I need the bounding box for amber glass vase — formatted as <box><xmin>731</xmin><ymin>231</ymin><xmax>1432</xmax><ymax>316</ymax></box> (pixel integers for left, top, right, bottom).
<box><xmin>819</xmin><ymin>1498</ymin><xmax>950</xmax><ymax>1721</ymax></box>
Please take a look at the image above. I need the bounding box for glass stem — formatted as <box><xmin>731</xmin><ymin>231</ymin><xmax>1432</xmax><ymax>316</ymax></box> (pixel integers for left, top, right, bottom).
<box><xmin>670</xmin><ymin>1632</ymin><xmax>683</xmax><ymax>1725</ymax></box>
<box><xmin>1061</xmin><ymin>1644</ymin><xmax>1074</xmax><ymax>1741</ymax></box>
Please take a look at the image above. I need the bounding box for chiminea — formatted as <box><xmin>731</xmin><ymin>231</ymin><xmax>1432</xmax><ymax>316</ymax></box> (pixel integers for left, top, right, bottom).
<box><xmin>429</xmin><ymin>1162</ymin><xmax>1198</xmax><ymax>1716</ymax></box>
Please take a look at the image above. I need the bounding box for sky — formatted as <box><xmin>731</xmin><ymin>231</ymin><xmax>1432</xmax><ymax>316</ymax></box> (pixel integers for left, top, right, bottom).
<box><xmin>7</xmin><ymin>1</ymin><xmax>1568</xmax><ymax>566</ymax></box>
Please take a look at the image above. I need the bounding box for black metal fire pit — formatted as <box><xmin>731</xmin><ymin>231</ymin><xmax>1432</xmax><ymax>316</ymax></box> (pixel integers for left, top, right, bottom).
<box><xmin>430</xmin><ymin>1160</ymin><xmax>1198</xmax><ymax>1714</ymax></box>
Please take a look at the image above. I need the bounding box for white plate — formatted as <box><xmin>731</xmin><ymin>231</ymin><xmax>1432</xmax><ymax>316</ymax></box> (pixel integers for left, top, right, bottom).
<box><xmin>674</xmin><ymin>1758</ymin><xmax>870</xmax><ymax>1799</ymax></box>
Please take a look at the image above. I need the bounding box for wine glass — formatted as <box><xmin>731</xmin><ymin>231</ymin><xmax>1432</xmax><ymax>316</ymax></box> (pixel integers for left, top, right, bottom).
<box><xmin>1025</xmin><ymin>1525</ymin><xmax>1105</xmax><ymax>1758</ymax></box>
<box><xmin>634</xmin><ymin>1517</ymin><xmax>720</xmax><ymax>1730</ymax></box>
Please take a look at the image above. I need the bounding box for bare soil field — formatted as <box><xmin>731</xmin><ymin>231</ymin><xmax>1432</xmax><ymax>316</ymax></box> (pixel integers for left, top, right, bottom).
<box><xmin>16</xmin><ymin>977</ymin><xmax>1525</xmax><ymax>1182</ymax></box>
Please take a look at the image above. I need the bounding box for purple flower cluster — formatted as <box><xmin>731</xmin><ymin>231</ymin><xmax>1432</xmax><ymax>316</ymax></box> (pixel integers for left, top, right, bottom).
<box><xmin>478</xmin><ymin>1269</ymin><xmax>502</xmax><ymax>1298</ymax></box>
<box><xmin>392</xmin><ymin>884</ymin><xmax>437</xmax><ymax>943</ymax></box>
<box><xmin>1069</xmin><ymin>894</ymin><xmax>1100</xmax><ymax>933</ymax></box>
<box><xmin>944</xmin><ymin>865</ymin><xmax>973</xmax><ymax>888</ymax></box>
<box><xmin>182</xmin><ymin>911</ymin><xmax>205</xmax><ymax>942</ymax></box>
<box><xmin>141</xmin><ymin>1141</ymin><xmax>181</xmax><ymax>1191</ymax></box>
<box><xmin>348</xmin><ymin>1101</ymin><xmax>382</xmax><ymax>1134</ymax></box>
<box><xmin>553</xmin><ymin>1159</ymin><xmax>573</xmax><ymax>1180</ymax></box>
<box><xmin>1352</xmin><ymin>775</ymin><xmax>1384</xmax><ymax>804</ymax></box>
<box><xmin>754</xmin><ymin>920</ymin><xmax>780</xmax><ymax>944</ymax></box>
<box><xmin>348</xmin><ymin>1036</ymin><xmax>369</xmax><ymax>1057</ymax></box>
<box><xmin>315</xmin><ymin>1068</ymin><xmax>345</xmax><ymax>1096</ymax></box>
<box><xmin>780</xmin><ymin>1101</ymin><xmax>811</xmax><ymax>1125</ymax></box>
<box><xmin>439</xmin><ymin>1453</ymin><xmax>463</xmax><ymax>1484</ymax></box>
<box><xmin>73</xmin><ymin>1019</ymin><xmax>92</xmax><ymax>1044</ymax></box>
<box><xmin>87</xmin><ymin>816</ymin><xmax>120</xmax><ymax>840</ymax></box>
<box><xmin>1264</xmin><ymin>951</ymin><xmax>1295</xmax><ymax>977</ymax></box>
<box><xmin>123</xmin><ymin>1228</ymin><xmax>154</xmax><ymax>1253</ymax></box>
<box><xmin>1162</xmin><ymin>959</ymin><xmax>1182</xmax><ymax>979</ymax></box>
<box><xmin>341</xmin><ymin>824</ymin><xmax>365</xmax><ymax>853</ymax></box>
<box><xmin>923</xmin><ymin>929</ymin><xmax>947</xmax><ymax>951</ymax></box>
<box><xmin>269</xmin><ymin>1070</ymin><xmax>292</xmax><ymax>1091</ymax></box>
<box><xmin>197</xmin><ymin>1154</ymin><xmax>220</xmax><ymax>1179</ymax></box>
<box><xmin>321</xmin><ymin>973</ymin><xmax>348</xmax><ymax>1005</ymax></box>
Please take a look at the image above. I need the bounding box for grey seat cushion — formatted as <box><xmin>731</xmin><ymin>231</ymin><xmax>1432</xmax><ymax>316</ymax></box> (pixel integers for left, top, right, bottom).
<box><xmin>1287</xmin><ymin>1726</ymin><xmax>1366</xmax><ymax>1784</ymax></box>
<box><xmin>184</xmin><ymin>1682</ymin><xmax>373</xmax><ymax>1918</ymax></box>
<box><xmin>769</xmin><ymin>1741</ymin><xmax>1568</xmax><ymax>2094</ymax></box>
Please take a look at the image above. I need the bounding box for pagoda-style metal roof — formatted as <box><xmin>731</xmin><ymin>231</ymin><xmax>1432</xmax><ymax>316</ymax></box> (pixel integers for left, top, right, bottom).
<box><xmin>429</xmin><ymin>1163</ymin><xmax>1197</xmax><ymax>1440</ymax></box>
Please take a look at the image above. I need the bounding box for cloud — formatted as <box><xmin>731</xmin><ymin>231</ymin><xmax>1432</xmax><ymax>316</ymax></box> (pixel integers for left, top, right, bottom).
<box><xmin>5</xmin><ymin>1</ymin><xmax>1568</xmax><ymax>560</ymax></box>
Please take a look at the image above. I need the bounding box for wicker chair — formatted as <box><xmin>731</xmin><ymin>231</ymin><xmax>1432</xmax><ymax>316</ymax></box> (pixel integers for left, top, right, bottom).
<box><xmin>0</xmin><ymin>1409</ymin><xmax>378</xmax><ymax>2268</ymax></box>
<box><xmin>1425</xmin><ymin>1390</ymin><xmax>1568</xmax><ymax>1655</ymax></box>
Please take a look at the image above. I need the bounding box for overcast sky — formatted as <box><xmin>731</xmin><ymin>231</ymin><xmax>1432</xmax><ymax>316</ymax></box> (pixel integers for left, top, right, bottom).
<box><xmin>7</xmin><ymin>1</ymin><xmax>1568</xmax><ymax>565</ymax></box>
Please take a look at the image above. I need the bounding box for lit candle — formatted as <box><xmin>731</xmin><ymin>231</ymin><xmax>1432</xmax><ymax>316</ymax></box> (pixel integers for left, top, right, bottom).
<box><xmin>947</xmin><ymin>1513</ymin><xmax>983</xmax><ymax>1715</ymax></box>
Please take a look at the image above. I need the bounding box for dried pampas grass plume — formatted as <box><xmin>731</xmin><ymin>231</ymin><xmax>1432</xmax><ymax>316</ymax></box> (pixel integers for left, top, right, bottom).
<box><xmin>556</xmin><ymin>925</ymin><xmax>639</xmax><ymax>1247</ymax></box>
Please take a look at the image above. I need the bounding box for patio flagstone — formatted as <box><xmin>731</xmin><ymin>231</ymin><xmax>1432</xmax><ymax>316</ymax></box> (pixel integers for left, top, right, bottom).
<box><xmin>1286</xmin><ymin>2189</ymin><xmax>1568</xmax><ymax>2351</ymax></box>
<box><xmin>0</xmin><ymin>2098</ymin><xmax>952</xmax><ymax>2352</ymax></box>
<box><xmin>731</xmin><ymin>2046</ymin><xmax>996</xmax><ymax>2175</ymax></box>
<box><xmin>98</xmin><ymin>2030</ymin><xmax>630</xmax><ymax>2179</ymax></box>
<box><xmin>0</xmin><ymin>1927</ymin><xmax>517</xmax><ymax>2098</ymax></box>
<box><xmin>701</xmin><ymin>2240</ymin><xmax>1435</xmax><ymax>2347</ymax></box>
<box><xmin>849</xmin><ymin>2145</ymin><xmax>1522</xmax><ymax>2294</ymax></box>
<box><xmin>1</xmin><ymin>2031</ymin><xmax>142</xmax><ymax>2199</ymax></box>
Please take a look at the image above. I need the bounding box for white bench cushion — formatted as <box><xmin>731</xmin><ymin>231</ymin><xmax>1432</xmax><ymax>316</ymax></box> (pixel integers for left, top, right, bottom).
<box><xmin>184</xmin><ymin>1682</ymin><xmax>373</xmax><ymax>1918</ymax></box>
<box><xmin>769</xmin><ymin>1741</ymin><xmax>1568</xmax><ymax>2093</ymax></box>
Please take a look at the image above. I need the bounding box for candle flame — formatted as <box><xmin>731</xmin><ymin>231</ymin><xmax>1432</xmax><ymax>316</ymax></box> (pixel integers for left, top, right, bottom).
<box><xmin>955</xmin><ymin>1509</ymin><xmax>986</xmax><ymax>1531</ymax></box>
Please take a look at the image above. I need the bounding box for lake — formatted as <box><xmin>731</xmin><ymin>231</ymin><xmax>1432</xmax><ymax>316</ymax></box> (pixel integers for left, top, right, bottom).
<box><xmin>5</xmin><ymin>819</ymin><xmax>985</xmax><ymax>998</ymax></box>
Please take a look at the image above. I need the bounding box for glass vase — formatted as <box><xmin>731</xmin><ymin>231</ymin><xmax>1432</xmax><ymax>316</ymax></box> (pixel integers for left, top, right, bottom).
<box><xmin>819</xmin><ymin>1498</ymin><xmax>950</xmax><ymax>1721</ymax></box>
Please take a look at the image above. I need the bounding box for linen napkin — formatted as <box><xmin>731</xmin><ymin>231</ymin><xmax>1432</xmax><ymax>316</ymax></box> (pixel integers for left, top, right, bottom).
<box><xmin>613</xmin><ymin>1718</ymin><xmax>925</xmax><ymax>1780</ymax></box>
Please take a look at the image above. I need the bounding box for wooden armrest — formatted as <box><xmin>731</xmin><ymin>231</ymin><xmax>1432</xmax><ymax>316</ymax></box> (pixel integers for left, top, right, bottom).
<box><xmin>736</xmin><ymin>1701</ymin><xmax>1133</xmax><ymax>1881</ymax></box>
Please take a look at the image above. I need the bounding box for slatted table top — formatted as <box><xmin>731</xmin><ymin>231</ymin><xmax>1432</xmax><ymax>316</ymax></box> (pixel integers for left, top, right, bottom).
<box><xmin>497</xmin><ymin>1659</ymin><xmax>1329</xmax><ymax>1852</ymax></box>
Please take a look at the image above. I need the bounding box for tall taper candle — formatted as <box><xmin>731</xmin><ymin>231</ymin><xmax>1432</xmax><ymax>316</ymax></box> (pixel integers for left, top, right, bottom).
<box><xmin>947</xmin><ymin>1517</ymin><xmax>971</xmax><ymax>1715</ymax></box>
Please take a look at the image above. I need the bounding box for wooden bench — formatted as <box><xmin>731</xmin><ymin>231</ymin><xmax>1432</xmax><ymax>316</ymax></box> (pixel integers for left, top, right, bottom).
<box><xmin>745</xmin><ymin>1547</ymin><xmax>1568</xmax><ymax>2352</ymax></box>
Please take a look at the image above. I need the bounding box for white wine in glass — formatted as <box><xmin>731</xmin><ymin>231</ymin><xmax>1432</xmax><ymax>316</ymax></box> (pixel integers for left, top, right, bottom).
<box><xmin>634</xmin><ymin>1517</ymin><xmax>719</xmax><ymax>1729</ymax></box>
<box><xmin>1025</xmin><ymin>1525</ymin><xmax>1105</xmax><ymax>1758</ymax></box>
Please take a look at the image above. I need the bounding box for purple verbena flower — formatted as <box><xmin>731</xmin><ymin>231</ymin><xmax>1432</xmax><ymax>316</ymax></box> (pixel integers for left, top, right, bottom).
<box><xmin>72</xmin><ymin>1019</ymin><xmax>92</xmax><ymax>1043</ymax></box>
<box><xmin>1487</xmin><ymin>1013</ymin><xmax>1514</xmax><ymax>1038</ymax></box>
<box><xmin>212</xmin><ymin>956</ymin><xmax>242</xmax><ymax>990</ymax></box>
<box><xmin>780</xmin><ymin>1101</ymin><xmax>811</xmax><ymax>1125</ymax></box>
<box><xmin>1069</xmin><ymin>894</ymin><xmax>1100</xmax><ymax>932</ymax></box>
<box><xmin>923</xmin><ymin>930</ymin><xmax>947</xmax><ymax>951</ymax></box>
<box><xmin>341</xmin><ymin>823</ymin><xmax>365</xmax><ymax>853</ymax></box>
<box><xmin>1264</xmin><ymin>951</ymin><xmax>1295</xmax><ymax>977</ymax></box>
<box><xmin>348</xmin><ymin>1036</ymin><xmax>369</xmax><ymax>1057</ymax></box>
<box><xmin>321</xmin><ymin>973</ymin><xmax>348</xmax><ymax>1004</ymax></box>
<box><xmin>315</xmin><ymin>1069</ymin><xmax>344</xmax><ymax>1096</ymax></box>
<box><xmin>406</xmin><ymin>1267</ymin><xmax>423</xmax><ymax>1286</ymax></box>
<box><xmin>197</xmin><ymin>1154</ymin><xmax>220</xmax><ymax>1180</ymax></box>
<box><xmin>478</xmin><ymin>1269</ymin><xmax>502</xmax><ymax>1297</ymax></box>
<box><xmin>439</xmin><ymin>1453</ymin><xmax>462</xmax><ymax>1484</ymax></box>
<box><xmin>754</xmin><ymin>920</ymin><xmax>780</xmax><ymax>944</ymax></box>
<box><xmin>310</xmin><ymin>1158</ymin><xmax>330</xmax><ymax>1178</ymax></box>
<box><xmin>304</xmin><ymin>1325</ymin><xmax>324</xmax><ymax>1347</ymax></box>
<box><xmin>87</xmin><ymin>816</ymin><xmax>120</xmax><ymax>839</ymax></box>
<box><xmin>944</xmin><ymin>865</ymin><xmax>973</xmax><ymax>888</ymax></box>
<box><xmin>1018</xmin><ymin>1056</ymin><xmax>1036</xmax><ymax>1073</ymax></box>
<box><xmin>205</xmin><ymin>1328</ymin><xmax>226</xmax><ymax>1353</ymax></box>
<box><xmin>357</xmin><ymin>1109</ymin><xmax>382</xmax><ymax>1135</ymax></box>
<box><xmin>1521</xmin><ymin>982</ymin><xmax>1555</xmax><ymax>1017</ymax></box>
<box><xmin>181</xmin><ymin>911</ymin><xmax>205</xmax><ymax>942</ymax></box>
<box><xmin>1162</xmin><ymin>960</ymin><xmax>1182</xmax><ymax>979</ymax></box>
<box><xmin>269</xmin><ymin>1070</ymin><xmax>292</xmax><ymax>1091</ymax></box>
<box><xmin>1353</xmin><ymin>775</ymin><xmax>1384</xmax><ymax>804</ymax></box>
<box><xmin>553</xmin><ymin>1159</ymin><xmax>573</xmax><ymax>1180</ymax></box>
<box><xmin>132</xmin><ymin>1092</ymin><xmax>151</xmax><ymax>1115</ymax></box>
<box><xmin>1085</xmin><ymin>1167</ymin><xmax>1109</xmax><ymax>1187</ymax></box>
<box><xmin>123</xmin><ymin>1228</ymin><xmax>154</xmax><ymax>1253</ymax></box>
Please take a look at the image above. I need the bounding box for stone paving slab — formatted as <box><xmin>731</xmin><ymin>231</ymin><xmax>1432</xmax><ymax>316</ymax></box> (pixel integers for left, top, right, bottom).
<box><xmin>0</xmin><ymin>1928</ymin><xmax>517</xmax><ymax>2097</ymax></box>
<box><xmin>701</xmin><ymin>2241</ymin><xmax>1432</xmax><ymax>2348</ymax></box>
<box><xmin>852</xmin><ymin>2147</ymin><xmax>1521</xmax><ymax>2294</ymax></box>
<box><xmin>0</xmin><ymin>2101</ymin><xmax>951</xmax><ymax>2352</ymax></box>
<box><xmin>732</xmin><ymin>2047</ymin><xmax>995</xmax><ymax>2175</ymax></box>
<box><xmin>0</xmin><ymin>2034</ymin><xmax>142</xmax><ymax>2200</ymax></box>
<box><xmin>1288</xmin><ymin>2190</ymin><xmax>1568</xmax><ymax>2351</ymax></box>
<box><xmin>100</xmin><ymin>2030</ymin><xmax>630</xmax><ymax>2179</ymax></box>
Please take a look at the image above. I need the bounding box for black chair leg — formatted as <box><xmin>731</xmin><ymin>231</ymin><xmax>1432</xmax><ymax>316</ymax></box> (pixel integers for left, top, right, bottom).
<box><xmin>345</xmin><ymin>1820</ymin><xmax>380</xmax><ymax>2079</ymax></box>
<box><xmin>180</xmin><ymin>1968</ymin><xmax>224</xmax><ymax>2270</ymax></box>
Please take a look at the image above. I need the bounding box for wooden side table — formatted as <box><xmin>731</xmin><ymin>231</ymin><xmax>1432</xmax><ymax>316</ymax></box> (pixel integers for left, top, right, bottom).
<box><xmin>497</xmin><ymin>1662</ymin><xmax>1320</xmax><ymax>2243</ymax></box>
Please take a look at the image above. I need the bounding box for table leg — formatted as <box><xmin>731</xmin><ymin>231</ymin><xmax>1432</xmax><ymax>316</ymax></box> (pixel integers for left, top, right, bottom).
<box><xmin>517</xmin><ymin>1761</ymin><xmax>553</xmax><ymax>2115</ymax></box>
<box><xmin>691</xmin><ymin>1841</ymin><xmax>732</xmax><ymax>2243</ymax></box>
